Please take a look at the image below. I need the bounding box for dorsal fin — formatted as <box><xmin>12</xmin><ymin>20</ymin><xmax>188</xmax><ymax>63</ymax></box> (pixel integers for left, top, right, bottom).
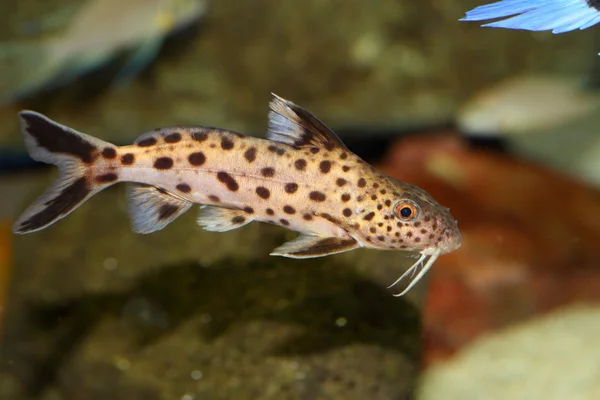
<box><xmin>267</xmin><ymin>94</ymin><xmax>348</xmax><ymax>151</ymax></box>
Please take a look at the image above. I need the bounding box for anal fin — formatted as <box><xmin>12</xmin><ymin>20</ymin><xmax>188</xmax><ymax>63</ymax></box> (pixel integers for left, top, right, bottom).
<box><xmin>270</xmin><ymin>235</ymin><xmax>359</xmax><ymax>259</ymax></box>
<box><xmin>197</xmin><ymin>206</ymin><xmax>253</xmax><ymax>232</ymax></box>
<box><xmin>128</xmin><ymin>184</ymin><xmax>192</xmax><ymax>234</ymax></box>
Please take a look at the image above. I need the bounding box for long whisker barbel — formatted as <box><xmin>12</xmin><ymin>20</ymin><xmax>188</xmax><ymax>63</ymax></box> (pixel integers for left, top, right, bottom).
<box><xmin>387</xmin><ymin>253</ymin><xmax>427</xmax><ymax>289</ymax></box>
<box><xmin>387</xmin><ymin>250</ymin><xmax>442</xmax><ymax>297</ymax></box>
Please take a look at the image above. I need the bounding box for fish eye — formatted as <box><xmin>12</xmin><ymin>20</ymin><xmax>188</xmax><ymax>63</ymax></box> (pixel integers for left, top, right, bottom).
<box><xmin>394</xmin><ymin>200</ymin><xmax>419</xmax><ymax>221</ymax></box>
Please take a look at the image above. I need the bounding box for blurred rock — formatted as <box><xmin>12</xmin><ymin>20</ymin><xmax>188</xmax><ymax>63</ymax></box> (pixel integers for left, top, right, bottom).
<box><xmin>417</xmin><ymin>304</ymin><xmax>600</xmax><ymax>400</ymax></box>
<box><xmin>377</xmin><ymin>132</ymin><xmax>600</xmax><ymax>367</ymax></box>
<box><xmin>0</xmin><ymin>0</ymin><xmax>597</xmax><ymax>147</ymax></box>
<box><xmin>457</xmin><ymin>74</ymin><xmax>600</xmax><ymax>186</ymax></box>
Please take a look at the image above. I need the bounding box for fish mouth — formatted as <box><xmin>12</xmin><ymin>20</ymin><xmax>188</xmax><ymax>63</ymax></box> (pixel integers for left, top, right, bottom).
<box><xmin>387</xmin><ymin>248</ymin><xmax>442</xmax><ymax>297</ymax></box>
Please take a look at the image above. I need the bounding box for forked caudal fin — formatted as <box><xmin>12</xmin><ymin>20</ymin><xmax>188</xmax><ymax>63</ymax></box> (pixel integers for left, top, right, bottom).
<box><xmin>13</xmin><ymin>111</ymin><xmax>117</xmax><ymax>234</ymax></box>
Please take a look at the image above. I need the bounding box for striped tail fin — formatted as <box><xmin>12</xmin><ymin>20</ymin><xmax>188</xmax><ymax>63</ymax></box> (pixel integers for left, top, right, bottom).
<box><xmin>13</xmin><ymin>111</ymin><xmax>118</xmax><ymax>234</ymax></box>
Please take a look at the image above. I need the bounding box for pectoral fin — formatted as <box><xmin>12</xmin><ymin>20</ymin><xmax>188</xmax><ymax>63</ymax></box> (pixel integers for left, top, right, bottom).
<box><xmin>270</xmin><ymin>235</ymin><xmax>359</xmax><ymax>259</ymax></box>
<box><xmin>197</xmin><ymin>206</ymin><xmax>253</xmax><ymax>232</ymax></box>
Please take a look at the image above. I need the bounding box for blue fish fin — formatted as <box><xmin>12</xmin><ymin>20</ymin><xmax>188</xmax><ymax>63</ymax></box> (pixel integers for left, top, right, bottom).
<box><xmin>461</xmin><ymin>0</ymin><xmax>600</xmax><ymax>34</ymax></box>
<box><xmin>112</xmin><ymin>37</ymin><xmax>164</xmax><ymax>88</ymax></box>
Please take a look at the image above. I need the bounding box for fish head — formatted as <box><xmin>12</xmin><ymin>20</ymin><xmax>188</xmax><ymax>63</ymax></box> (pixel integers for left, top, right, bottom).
<box><xmin>358</xmin><ymin>178</ymin><xmax>461</xmax><ymax>256</ymax></box>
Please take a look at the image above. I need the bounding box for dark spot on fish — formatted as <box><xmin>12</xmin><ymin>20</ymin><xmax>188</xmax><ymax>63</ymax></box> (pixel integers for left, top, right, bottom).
<box><xmin>401</xmin><ymin>245</ymin><xmax>407</xmax><ymax>249</ymax></box>
<box><xmin>243</xmin><ymin>206</ymin><xmax>254</xmax><ymax>214</ymax></box>
<box><xmin>385</xmin><ymin>200</ymin><xmax>391</xmax><ymax>207</ymax></box>
<box><xmin>370</xmin><ymin>227</ymin><xmax>376</xmax><ymax>233</ymax></box>
<box><xmin>377</xmin><ymin>236</ymin><xmax>385</xmax><ymax>241</ymax></box>
<box><xmin>95</xmin><ymin>173</ymin><xmax>118</xmax><ymax>183</ymax></box>
<box><xmin>336</xmin><ymin>178</ymin><xmax>346</xmax><ymax>187</ymax></box>
<box><xmin>285</xmin><ymin>183</ymin><xmax>298</xmax><ymax>194</ymax></box>
<box><xmin>415</xmin><ymin>237</ymin><xmax>421</xmax><ymax>243</ymax></box>
<box><xmin>137</xmin><ymin>137</ymin><xmax>157</xmax><ymax>147</ymax></box>
<box><xmin>429</xmin><ymin>234</ymin><xmax>435</xmax><ymax>239</ymax></box>
<box><xmin>20</xmin><ymin>112</ymin><xmax>98</xmax><ymax>163</ymax></box>
<box><xmin>232</xmin><ymin>215</ymin><xmax>246</xmax><ymax>224</ymax></box>
<box><xmin>357</xmin><ymin>195</ymin><xmax>365</xmax><ymax>202</ymax></box>
<box><xmin>154</xmin><ymin>157</ymin><xmax>173</xmax><ymax>170</ymax></box>
<box><xmin>420</xmin><ymin>229</ymin><xmax>427</xmax><ymax>234</ymax></box>
<box><xmin>357</xmin><ymin>178</ymin><xmax>366</xmax><ymax>188</ymax></box>
<box><xmin>424</xmin><ymin>215</ymin><xmax>431</xmax><ymax>222</ymax></box>
<box><xmin>192</xmin><ymin>131</ymin><xmax>208</xmax><ymax>142</ymax></box>
<box><xmin>395</xmin><ymin>232</ymin><xmax>400</xmax><ymax>237</ymax></box>
<box><xmin>387</xmin><ymin>226</ymin><xmax>392</xmax><ymax>232</ymax></box>
<box><xmin>340</xmin><ymin>152</ymin><xmax>348</xmax><ymax>160</ymax></box>
<box><xmin>188</xmin><ymin>152</ymin><xmax>206</xmax><ymax>166</ymax></box>
<box><xmin>283</xmin><ymin>206</ymin><xmax>296</xmax><ymax>214</ymax></box>
<box><xmin>221</xmin><ymin>137</ymin><xmax>234</xmax><ymax>150</ymax></box>
<box><xmin>294</xmin><ymin>159</ymin><xmax>307</xmax><ymax>170</ymax></box>
<box><xmin>266</xmin><ymin>208</ymin><xmax>275</xmax><ymax>216</ymax></box>
<box><xmin>341</xmin><ymin>193</ymin><xmax>351</xmax><ymax>202</ymax></box>
<box><xmin>380</xmin><ymin>189</ymin><xmax>387</xmax><ymax>195</ymax></box>
<box><xmin>320</xmin><ymin>212</ymin><xmax>342</xmax><ymax>225</ymax></box>
<box><xmin>280</xmin><ymin>219</ymin><xmax>290</xmax><ymax>226</ymax></box>
<box><xmin>102</xmin><ymin>147</ymin><xmax>116</xmax><ymax>159</ymax></box>
<box><xmin>406</xmin><ymin>232</ymin><xmax>413</xmax><ymax>238</ymax></box>
<box><xmin>121</xmin><ymin>153</ymin><xmax>135</xmax><ymax>165</ymax></box>
<box><xmin>309</xmin><ymin>191</ymin><xmax>326</xmax><ymax>202</ymax></box>
<box><xmin>217</xmin><ymin>171</ymin><xmax>239</xmax><ymax>191</ymax></box>
<box><xmin>208</xmin><ymin>195</ymin><xmax>220</xmax><ymax>202</ymax></box>
<box><xmin>414</xmin><ymin>222</ymin><xmax>421</xmax><ymax>227</ymax></box>
<box><xmin>319</xmin><ymin>160</ymin><xmax>331</xmax><ymax>173</ymax></box>
<box><xmin>371</xmin><ymin>195</ymin><xmax>377</xmax><ymax>200</ymax></box>
<box><xmin>158</xmin><ymin>203</ymin><xmax>179</xmax><ymax>220</ymax></box>
<box><xmin>261</xmin><ymin>167</ymin><xmax>275</xmax><ymax>177</ymax></box>
<box><xmin>342</xmin><ymin>166</ymin><xmax>350</xmax><ymax>172</ymax></box>
<box><xmin>176</xmin><ymin>183</ymin><xmax>191</xmax><ymax>193</ymax></box>
<box><xmin>363</xmin><ymin>212</ymin><xmax>375</xmax><ymax>221</ymax></box>
<box><xmin>268</xmin><ymin>145</ymin><xmax>285</xmax><ymax>155</ymax></box>
<box><xmin>164</xmin><ymin>132</ymin><xmax>182</xmax><ymax>143</ymax></box>
<box><xmin>256</xmin><ymin>186</ymin><xmax>270</xmax><ymax>199</ymax></box>
<box><xmin>244</xmin><ymin>147</ymin><xmax>256</xmax><ymax>162</ymax></box>
<box><xmin>379</xmin><ymin>223</ymin><xmax>384</xmax><ymax>227</ymax></box>
<box><xmin>372</xmin><ymin>183</ymin><xmax>379</xmax><ymax>189</ymax></box>
<box><xmin>303</xmin><ymin>213</ymin><xmax>313</xmax><ymax>221</ymax></box>
<box><xmin>343</xmin><ymin>208</ymin><xmax>352</xmax><ymax>217</ymax></box>
<box><xmin>377</xmin><ymin>204</ymin><xmax>383</xmax><ymax>210</ymax></box>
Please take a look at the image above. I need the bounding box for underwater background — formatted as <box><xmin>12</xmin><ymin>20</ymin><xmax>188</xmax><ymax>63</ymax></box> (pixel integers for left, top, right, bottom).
<box><xmin>1</xmin><ymin>0</ymin><xmax>600</xmax><ymax>399</ymax></box>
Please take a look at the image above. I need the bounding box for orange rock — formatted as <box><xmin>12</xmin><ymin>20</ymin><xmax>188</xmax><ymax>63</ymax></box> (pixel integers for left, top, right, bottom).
<box><xmin>377</xmin><ymin>132</ymin><xmax>600</xmax><ymax>368</ymax></box>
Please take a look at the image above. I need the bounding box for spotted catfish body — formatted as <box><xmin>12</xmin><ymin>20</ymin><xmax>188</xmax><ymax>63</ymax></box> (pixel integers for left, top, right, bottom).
<box><xmin>13</xmin><ymin>94</ymin><xmax>461</xmax><ymax>295</ymax></box>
